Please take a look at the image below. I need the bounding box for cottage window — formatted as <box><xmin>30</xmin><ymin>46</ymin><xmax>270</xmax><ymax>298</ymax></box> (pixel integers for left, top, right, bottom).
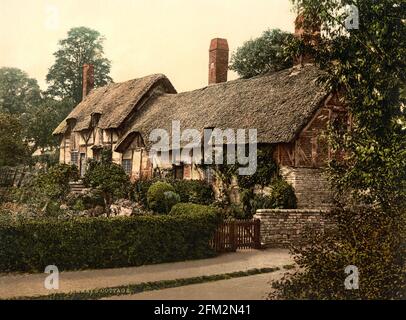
<box><xmin>122</xmin><ymin>159</ymin><xmax>132</xmax><ymax>175</ymax></box>
<box><xmin>71</xmin><ymin>151</ymin><xmax>79</xmax><ymax>165</ymax></box>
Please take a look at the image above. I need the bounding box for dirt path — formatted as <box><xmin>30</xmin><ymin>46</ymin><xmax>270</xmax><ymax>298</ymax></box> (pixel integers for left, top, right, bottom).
<box><xmin>105</xmin><ymin>270</ymin><xmax>289</xmax><ymax>300</ymax></box>
<box><xmin>0</xmin><ymin>249</ymin><xmax>292</xmax><ymax>299</ymax></box>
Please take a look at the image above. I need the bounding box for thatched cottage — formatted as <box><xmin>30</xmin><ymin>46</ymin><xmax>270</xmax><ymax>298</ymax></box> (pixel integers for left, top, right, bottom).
<box><xmin>53</xmin><ymin>17</ymin><xmax>346</xmax><ymax>209</ymax></box>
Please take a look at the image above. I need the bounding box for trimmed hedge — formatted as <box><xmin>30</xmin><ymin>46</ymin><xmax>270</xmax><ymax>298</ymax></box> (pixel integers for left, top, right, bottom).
<box><xmin>0</xmin><ymin>213</ymin><xmax>221</xmax><ymax>273</ymax></box>
<box><xmin>170</xmin><ymin>203</ymin><xmax>219</xmax><ymax>216</ymax></box>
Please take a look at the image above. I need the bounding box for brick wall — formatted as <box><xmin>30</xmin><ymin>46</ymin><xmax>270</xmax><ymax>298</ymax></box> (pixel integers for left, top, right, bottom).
<box><xmin>280</xmin><ymin>166</ymin><xmax>333</xmax><ymax>209</ymax></box>
<box><xmin>254</xmin><ymin>209</ymin><xmax>331</xmax><ymax>248</ymax></box>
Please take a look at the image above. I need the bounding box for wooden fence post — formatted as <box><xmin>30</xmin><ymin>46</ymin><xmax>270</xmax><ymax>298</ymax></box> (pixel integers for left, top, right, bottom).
<box><xmin>229</xmin><ymin>220</ymin><xmax>237</xmax><ymax>252</ymax></box>
<box><xmin>254</xmin><ymin>219</ymin><xmax>261</xmax><ymax>249</ymax></box>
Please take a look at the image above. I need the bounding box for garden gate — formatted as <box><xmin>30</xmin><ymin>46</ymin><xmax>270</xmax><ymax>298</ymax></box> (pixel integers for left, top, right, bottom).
<box><xmin>211</xmin><ymin>219</ymin><xmax>261</xmax><ymax>252</ymax></box>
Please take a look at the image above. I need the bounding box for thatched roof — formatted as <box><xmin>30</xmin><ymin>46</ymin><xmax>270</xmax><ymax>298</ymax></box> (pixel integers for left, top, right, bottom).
<box><xmin>115</xmin><ymin>64</ymin><xmax>328</xmax><ymax>151</ymax></box>
<box><xmin>53</xmin><ymin>74</ymin><xmax>176</xmax><ymax>135</ymax></box>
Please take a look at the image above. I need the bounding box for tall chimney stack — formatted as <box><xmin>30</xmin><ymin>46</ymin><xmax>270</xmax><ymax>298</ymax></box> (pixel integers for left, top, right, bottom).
<box><xmin>209</xmin><ymin>38</ymin><xmax>229</xmax><ymax>85</ymax></box>
<box><xmin>82</xmin><ymin>64</ymin><xmax>94</xmax><ymax>100</ymax></box>
<box><xmin>294</xmin><ymin>13</ymin><xmax>321</xmax><ymax>65</ymax></box>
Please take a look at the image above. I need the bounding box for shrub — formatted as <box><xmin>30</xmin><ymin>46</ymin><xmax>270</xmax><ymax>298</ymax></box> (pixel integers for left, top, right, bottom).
<box><xmin>163</xmin><ymin>191</ymin><xmax>180</xmax><ymax>212</ymax></box>
<box><xmin>170</xmin><ymin>180</ymin><xmax>215</xmax><ymax>205</ymax></box>
<box><xmin>135</xmin><ymin>179</ymin><xmax>215</xmax><ymax>208</ymax></box>
<box><xmin>66</xmin><ymin>189</ymin><xmax>105</xmax><ymax>210</ymax></box>
<box><xmin>72</xmin><ymin>199</ymin><xmax>85</xmax><ymax>212</ymax></box>
<box><xmin>34</xmin><ymin>164</ymin><xmax>79</xmax><ymax>202</ymax></box>
<box><xmin>0</xmin><ymin>213</ymin><xmax>221</xmax><ymax>273</ymax></box>
<box><xmin>44</xmin><ymin>201</ymin><xmax>64</xmax><ymax>217</ymax></box>
<box><xmin>170</xmin><ymin>203</ymin><xmax>219</xmax><ymax>216</ymax></box>
<box><xmin>241</xmin><ymin>179</ymin><xmax>297</xmax><ymax>216</ymax></box>
<box><xmin>147</xmin><ymin>182</ymin><xmax>177</xmax><ymax>214</ymax></box>
<box><xmin>133</xmin><ymin>178</ymin><xmax>160</xmax><ymax>207</ymax></box>
<box><xmin>83</xmin><ymin>159</ymin><xmax>131</xmax><ymax>206</ymax></box>
<box><xmin>269</xmin><ymin>178</ymin><xmax>297</xmax><ymax>209</ymax></box>
<box><xmin>271</xmin><ymin>207</ymin><xmax>405</xmax><ymax>300</ymax></box>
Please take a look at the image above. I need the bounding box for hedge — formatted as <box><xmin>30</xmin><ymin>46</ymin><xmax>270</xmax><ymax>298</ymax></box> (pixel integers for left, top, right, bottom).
<box><xmin>0</xmin><ymin>213</ymin><xmax>221</xmax><ymax>273</ymax></box>
<box><xmin>170</xmin><ymin>203</ymin><xmax>219</xmax><ymax>216</ymax></box>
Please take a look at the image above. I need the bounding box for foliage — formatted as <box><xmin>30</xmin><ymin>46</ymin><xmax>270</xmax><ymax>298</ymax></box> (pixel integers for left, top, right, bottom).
<box><xmin>0</xmin><ymin>67</ymin><xmax>41</xmax><ymax>114</ymax></box>
<box><xmin>66</xmin><ymin>189</ymin><xmax>105</xmax><ymax>210</ymax></box>
<box><xmin>229</xmin><ymin>29</ymin><xmax>295</xmax><ymax>78</ymax></box>
<box><xmin>32</xmin><ymin>151</ymin><xmax>60</xmax><ymax>168</ymax></box>
<box><xmin>267</xmin><ymin>178</ymin><xmax>297</xmax><ymax>209</ymax></box>
<box><xmin>163</xmin><ymin>191</ymin><xmax>181</xmax><ymax>212</ymax></box>
<box><xmin>0</xmin><ymin>113</ymin><xmax>30</xmax><ymax>167</ymax></box>
<box><xmin>23</xmin><ymin>98</ymin><xmax>73</xmax><ymax>151</ymax></box>
<box><xmin>241</xmin><ymin>179</ymin><xmax>297</xmax><ymax>217</ymax></box>
<box><xmin>46</xmin><ymin>27</ymin><xmax>112</xmax><ymax>104</ymax></box>
<box><xmin>170</xmin><ymin>203</ymin><xmax>219</xmax><ymax>217</ymax></box>
<box><xmin>133</xmin><ymin>178</ymin><xmax>160</xmax><ymax>207</ymax></box>
<box><xmin>217</xmin><ymin>203</ymin><xmax>249</xmax><ymax>220</ymax></box>
<box><xmin>169</xmin><ymin>179</ymin><xmax>215</xmax><ymax>205</ymax></box>
<box><xmin>199</xmin><ymin>145</ymin><xmax>278</xmax><ymax>204</ymax></box>
<box><xmin>83</xmin><ymin>159</ymin><xmax>131</xmax><ymax>207</ymax></box>
<box><xmin>33</xmin><ymin>164</ymin><xmax>79</xmax><ymax>203</ymax></box>
<box><xmin>271</xmin><ymin>207</ymin><xmax>405</xmax><ymax>300</ymax></box>
<box><xmin>0</xmin><ymin>213</ymin><xmax>220</xmax><ymax>273</ymax></box>
<box><xmin>147</xmin><ymin>182</ymin><xmax>178</xmax><ymax>214</ymax></box>
<box><xmin>136</xmin><ymin>179</ymin><xmax>214</xmax><ymax>210</ymax></box>
<box><xmin>237</xmin><ymin>145</ymin><xmax>279</xmax><ymax>189</ymax></box>
<box><xmin>272</xmin><ymin>0</ymin><xmax>406</xmax><ymax>300</ymax></box>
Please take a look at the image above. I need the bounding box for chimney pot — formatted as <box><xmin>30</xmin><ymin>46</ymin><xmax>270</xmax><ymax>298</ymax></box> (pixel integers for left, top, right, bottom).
<box><xmin>82</xmin><ymin>64</ymin><xmax>95</xmax><ymax>100</ymax></box>
<box><xmin>209</xmin><ymin>38</ymin><xmax>229</xmax><ymax>85</ymax></box>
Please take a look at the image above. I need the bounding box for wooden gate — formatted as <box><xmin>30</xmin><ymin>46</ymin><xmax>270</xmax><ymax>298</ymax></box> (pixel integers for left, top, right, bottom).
<box><xmin>211</xmin><ymin>219</ymin><xmax>261</xmax><ymax>252</ymax></box>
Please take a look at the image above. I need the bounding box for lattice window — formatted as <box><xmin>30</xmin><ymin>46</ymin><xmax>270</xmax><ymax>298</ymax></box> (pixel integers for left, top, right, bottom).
<box><xmin>122</xmin><ymin>159</ymin><xmax>132</xmax><ymax>175</ymax></box>
<box><xmin>71</xmin><ymin>151</ymin><xmax>79</xmax><ymax>165</ymax></box>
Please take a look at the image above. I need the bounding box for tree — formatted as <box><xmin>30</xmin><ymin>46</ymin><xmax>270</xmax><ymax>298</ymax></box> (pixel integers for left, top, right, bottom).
<box><xmin>23</xmin><ymin>98</ymin><xmax>73</xmax><ymax>152</ymax></box>
<box><xmin>46</xmin><ymin>27</ymin><xmax>112</xmax><ymax>105</ymax></box>
<box><xmin>271</xmin><ymin>0</ymin><xmax>406</xmax><ymax>299</ymax></box>
<box><xmin>229</xmin><ymin>29</ymin><xmax>295</xmax><ymax>78</ymax></box>
<box><xmin>0</xmin><ymin>67</ymin><xmax>41</xmax><ymax>114</ymax></box>
<box><xmin>0</xmin><ymin>113</ymin><xmax>30</xmax><ymax>167</ymax></box>
<box><xmin>83</xmin><ymin>155</ymin><xmax>131</xmax><ymax>211</ymax></box>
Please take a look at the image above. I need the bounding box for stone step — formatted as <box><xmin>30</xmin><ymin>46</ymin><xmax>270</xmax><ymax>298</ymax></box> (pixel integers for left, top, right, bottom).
<box><xmin>69</xmin><ymin>180</ymin><xmax>86</xmax><ymax>194</ymax></box>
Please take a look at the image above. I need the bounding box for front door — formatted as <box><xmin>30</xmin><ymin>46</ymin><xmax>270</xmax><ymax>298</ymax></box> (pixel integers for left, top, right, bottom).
<box><xmin>80</xmin><ymin>153</ymin><xmax>87</xmax><ymax>177</ymax></box>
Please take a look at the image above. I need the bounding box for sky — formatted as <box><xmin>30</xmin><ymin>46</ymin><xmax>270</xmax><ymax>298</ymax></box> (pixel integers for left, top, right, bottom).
<box><xmin>0</xmin><ymin>0</ymin><xmax>296</xmax><ymax>93</ymax></box>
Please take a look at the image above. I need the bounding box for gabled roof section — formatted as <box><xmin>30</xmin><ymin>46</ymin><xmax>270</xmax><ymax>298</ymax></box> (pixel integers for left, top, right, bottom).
<box><xmin>116</xmin><ymin>64</ymin><xmax>329</xmax><ymax>150</ymax></box>
<box><xmin>53</xmin><ymin>74</ymin><xmax>176</xmax><ymax>135</ymax></box>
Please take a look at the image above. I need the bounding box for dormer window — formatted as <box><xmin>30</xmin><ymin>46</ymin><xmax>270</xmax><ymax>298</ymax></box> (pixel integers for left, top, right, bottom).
<box><xmin>66</xmin><ymin>118</ymin><xmax>77</xmax><ymax>129</ymax></box>
<box><xmin>91</xmin><ymin>113</ymin><xmax>101</xmax><ymax>127</ymax></box>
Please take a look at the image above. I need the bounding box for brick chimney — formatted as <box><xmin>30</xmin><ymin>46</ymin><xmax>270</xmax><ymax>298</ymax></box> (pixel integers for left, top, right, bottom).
<box><xmin>82</xmin><ymin>64</ymin><xmax>94</xmax><ymax>100</ymax></box>
<box><xmin>294</xmin><ymin>12</ymin><xmax>321</xmax><ymax>65</ymax></box>
<box><xmin>209</xmin><ymin>38</ymin><xmax>229</xmax><ymax>85</ymax></box>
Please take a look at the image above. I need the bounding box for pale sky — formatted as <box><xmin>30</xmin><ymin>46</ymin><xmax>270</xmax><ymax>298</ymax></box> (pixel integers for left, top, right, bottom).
<box><xmin>0</xmin><ymin>0</ymin><xmax>296</xmax><ymax>93</ymax></box>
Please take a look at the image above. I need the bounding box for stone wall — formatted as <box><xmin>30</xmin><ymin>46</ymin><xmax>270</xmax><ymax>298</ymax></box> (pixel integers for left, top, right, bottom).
<box><xmin>280</xmin><ymin>166</ymin><xmax>333</xmax><ymax>209</ymax></box>
<box><xmin>254</xmin><ymin>209</ymin><xmax>331</xmax><ymax>248</ymax></box>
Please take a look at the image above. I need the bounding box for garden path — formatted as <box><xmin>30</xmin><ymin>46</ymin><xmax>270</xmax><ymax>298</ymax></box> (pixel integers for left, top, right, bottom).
<box><xmin>0</xmin><ymin>249</ymin><xmax>292</xmax><ymax>299</ymax></box>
